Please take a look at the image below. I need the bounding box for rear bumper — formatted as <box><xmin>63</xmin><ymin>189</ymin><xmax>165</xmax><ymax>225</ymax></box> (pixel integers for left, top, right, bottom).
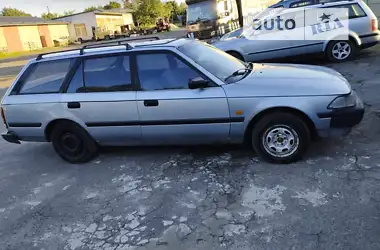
<box><xmin>360</xmin><ymin>31</ymin><xmax>380</xmax><ymax>49</ymax></box>
<box><xmin>1</xmin><ymin>132</ymin><xmax>21</xmax><ymax>144</ymax></box>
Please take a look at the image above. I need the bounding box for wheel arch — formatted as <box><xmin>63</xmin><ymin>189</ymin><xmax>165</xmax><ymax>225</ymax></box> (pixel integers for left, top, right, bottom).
<box><xmin>323</xmin><ymin>33</ymin><xmax>361</xmax><ymax>52</ymax></box>
<box><xmin>45</xmin><ymin>119</ymin><xmax>86</xmax><ymax>142</ymax></box>
<box><xmin>243</xmin><ymin>107</ymin><xmax>317</xmax><ymax>144</ymax></box>
<box><xmin>225</xmin><ymin>50</ymin><xmax>245</xmax><ymax>61</ymax></box>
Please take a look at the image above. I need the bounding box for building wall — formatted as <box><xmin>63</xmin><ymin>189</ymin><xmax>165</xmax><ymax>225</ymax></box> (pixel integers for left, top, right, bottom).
<box><xmin>122</xmin><ymin>13</ymin><xmax>134</xmax><ymax>25</ymax></box>
<box><xmin>37</xmin><ymin>25</ymin><xmax>53</xmax><ymax>47</ymax></box>
<box><xmin>56</xmin><ymin>12</ymin><xmax>96</xmax><ymax>41</ymax></box>
<box><xmin>48</xmin><ymin>24</ymin><xmax>70</xmax><ymax>41</ymax></box>
<box><xmin>18</xmin><ymin>26</ymin><xmax>43</xmax><ymax>51</ymax></box>
<box><xmin>2</xmin><ymin>26</ymin><xmax>23</xmax><ymax>52</ymax></box>
<box><xmin>0</xmin><ymin>28</ymin><xmax>8</xmax><ymax>52</ymax></box>
<box><xmin>95</xmin><ymin>14</ymin><xmax>124</xmax><ymax>32</ymax></box>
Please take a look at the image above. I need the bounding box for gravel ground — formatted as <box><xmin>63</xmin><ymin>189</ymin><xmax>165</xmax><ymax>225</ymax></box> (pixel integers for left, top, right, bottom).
<box><xmin>0</xmin><ymin>45</ymin><xmax>380</xmax><ymax>250</ymax></box>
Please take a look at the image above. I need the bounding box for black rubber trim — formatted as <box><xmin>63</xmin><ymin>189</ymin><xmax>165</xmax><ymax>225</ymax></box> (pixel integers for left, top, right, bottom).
<box><xmin>8</xmin><ymin>122</ymin><xmax>42</xmax><ymax>128</ymax></box>
<box><xmin>248</xmin><ymin>42</ymin><xmax>324</xmax><ymax>55</ymax></box>
<box><xmin>317</xmin><ymin>107</ymin><xmax>364</xmax><ymax>128</ymax></box>
<box><xmin>359</xmin><ymin>33</ymin><xmax>380</xmax><ymax>39</ymax></box>
<box><xmin>86</xmin><ymin>117</ymin><xmax>244</xmax><ymax>127</ymax></box>
<box><xmin>1</xmin><ymin>132</ymin><xmax>21</xmax><ymax>144</ymax></box>
<box><xmin>360</xmin><ymin>41</ymin><xmax>379</xmax><ymax>49</ymax></box>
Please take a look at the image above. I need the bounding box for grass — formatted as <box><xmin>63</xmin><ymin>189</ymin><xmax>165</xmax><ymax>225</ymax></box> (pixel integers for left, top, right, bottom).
<box><xmin>0</xmin><ymin>46</ymin><xmax>73</xmax><ymax>60</ymax></box>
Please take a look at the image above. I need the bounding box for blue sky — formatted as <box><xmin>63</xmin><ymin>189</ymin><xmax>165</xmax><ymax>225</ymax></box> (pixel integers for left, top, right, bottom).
<box><xmin>1</xmin><ymin>0</ymin><xmax>184</xmax><ymax>17</ymax></box>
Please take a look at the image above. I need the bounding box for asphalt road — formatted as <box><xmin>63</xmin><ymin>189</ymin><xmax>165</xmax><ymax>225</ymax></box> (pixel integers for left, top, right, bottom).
<box><xmin>1</xmin><ymin>46</ymin><xmax>380</xmax><ymax>250</ymax></box>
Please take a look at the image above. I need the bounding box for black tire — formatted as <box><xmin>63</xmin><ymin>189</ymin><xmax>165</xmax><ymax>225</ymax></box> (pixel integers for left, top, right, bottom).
<box><xmin>105</xmin><ymin>35</ymin><xmax>111</xmax><ymax>40</ymax></box>
<box><xmin>78</xmin><ymin>38</ymin><xmax>83</xmax><ymax>44</ymax></box>
<box><xmin>251</xmin><ymin>112</ymin><xmax>311</xmax><ymax>164</ymax></box>
<box><xmin>51</xmin><ymin>121</ymin><xmax>98</xmax><ymax>164</ymax></box>
<box><xmin>326</xmin><ymin>39</ymin><xmax>357</xmax><ymax>62</ymax></box>
<box><xmin>227</xmin><ymin>51</ymin><xmax>245</xmax><ymax>62</ymax></box>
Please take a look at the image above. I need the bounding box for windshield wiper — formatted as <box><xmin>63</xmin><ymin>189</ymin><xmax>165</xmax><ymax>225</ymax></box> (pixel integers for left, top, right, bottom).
<box><xmin>224</xmin><ymin>63</ymin><xmax>253</xmax><ymax>82</ymax></box>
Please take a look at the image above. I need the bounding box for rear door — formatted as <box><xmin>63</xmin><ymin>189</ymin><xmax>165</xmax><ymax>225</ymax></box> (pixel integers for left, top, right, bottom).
<box><xmin>134</xmin><ymin>50</ymin><xmax>231</xmax><ymax>145</ymax></box>
<box><xmin>61</xmin><ymin>54</ymin><xmax>141</xmax><ymax>146</ymax></box>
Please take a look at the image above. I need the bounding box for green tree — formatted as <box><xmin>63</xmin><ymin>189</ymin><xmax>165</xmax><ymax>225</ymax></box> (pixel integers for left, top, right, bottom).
<box><xmin>123</xmin><ymin>0</ymin><xmax>141</xmax><ymax>11</ymax></box>
<box><xmin>162</xmin><ymin>2</ymin><xmax>173</xmax><ymax>19</ymax></box>
<box><xmin>84</xmin><ymin>6</ymin><xmax>103</xmax><ymax>12</ymax></box>
<box><xmin>62</xmin><ymin>10</ymin><xmax>75</xmax><ymax>16</ymax></box>
<box><xmin>104</xmin><ymin>1</ymin><xmax>122</xmax><ymax>10</ymax></box>
<box><xmin>1</xmin><ymin>7</ymin><xmax>32</xmax><ymax>16</ymax></box>
<box><xmin>178</xmin><ymin>2</ymin><xmax>187</xmax><ymax>15</ymax></box>
<box><xmin>134</xmin><ymin>0</ymin><xmax>164</xmax><ymax>27</ymax></box>
<box><xmin>41</xmin><ymin>12</ymin><xmax>59</xmax><ymax>20</ymax></box>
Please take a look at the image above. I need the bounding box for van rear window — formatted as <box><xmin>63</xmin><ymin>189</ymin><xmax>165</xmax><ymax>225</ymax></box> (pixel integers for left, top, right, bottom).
<box><xmin>18</xmin><ymin>59</ymin><xmax>74</xmax><ymax>94</ymax></box>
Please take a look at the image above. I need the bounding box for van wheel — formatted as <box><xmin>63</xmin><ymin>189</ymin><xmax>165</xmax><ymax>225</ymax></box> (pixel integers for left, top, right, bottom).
<box><xmin>227</xmin><ymin>51</ymin><xmax>245</xmax><ymax>62</ymax></box>
<box><xmin>51</xmin><ymin>121</ymin><xmax>98</xmax><ymax>164</ymax></box>
<box><xmin>326</xmin><ymin>40</ymin><xmax>356</xmax><ymax>62</ymax></box>
<box><xmin>251</xmin><ymin>112</ymin><xmax>310</xmax><ymax>164</ymax></box>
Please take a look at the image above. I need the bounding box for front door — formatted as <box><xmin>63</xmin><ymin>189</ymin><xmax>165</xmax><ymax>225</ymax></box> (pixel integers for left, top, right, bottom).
<box><xmin>134</xmin><ymin>51</ymin><xmax>230</xmax><ymax>145</ymax></box>
<box><xmin>61</xmin><ymin>54</ymin><xmax>141</xmax><ymax>146</ymax></box>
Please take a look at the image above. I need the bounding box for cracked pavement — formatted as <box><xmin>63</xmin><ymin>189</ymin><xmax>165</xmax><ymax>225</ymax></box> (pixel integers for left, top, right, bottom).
<box><xmin>1</xmin><ymin>46</ymin><xmax>380</xmax><ymax>250</ymax></box>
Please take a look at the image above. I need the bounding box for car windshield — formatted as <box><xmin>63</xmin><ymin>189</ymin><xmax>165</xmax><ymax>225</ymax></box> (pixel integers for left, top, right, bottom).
<box><xmin>178</xmin><ymin>41</ymin><xmax>246</xmax><ymax>82</ymax></box>
<box><xmin>187</xmin><ymin>1</ymin><xmax>217</xmax><ymax>24</ymax></box>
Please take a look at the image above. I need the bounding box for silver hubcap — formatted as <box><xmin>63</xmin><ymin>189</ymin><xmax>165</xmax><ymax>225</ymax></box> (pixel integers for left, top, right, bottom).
<box><xmin>332</xmin><ymin>42</ymin><xmax>351</xmax><ymax>60</ymax></box>
<box><xmin>262</xmin><ymin>125</ymin><xmax>299</xmax><ymax>158</ymax></box>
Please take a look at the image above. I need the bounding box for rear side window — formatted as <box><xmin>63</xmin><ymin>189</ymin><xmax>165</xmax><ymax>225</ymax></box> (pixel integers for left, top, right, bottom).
<box><xmin>348</xmin><ymin>4</ymin><xmax>367</xmax><ymax>19</ymax></box>
<box><xmin>82</xmin><ymin>55</ymin><xmax>133</xmax><ymax>92</ymax></box>
<box><xmin>328</xmin><ymin>4</ymin><xmax>367</xmax><ymax>19</ymax></box>
<box><xmin>18</xmin><ymin>59</ymin><xmax>73</xmax><ymax>94</ymax></box>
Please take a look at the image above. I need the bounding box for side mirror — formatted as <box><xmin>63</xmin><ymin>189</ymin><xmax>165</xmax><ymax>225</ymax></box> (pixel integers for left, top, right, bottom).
<box><xmin>188</xmin><ymin>77</ymin><xmax>209</xmax><ymax>90</ymax></box>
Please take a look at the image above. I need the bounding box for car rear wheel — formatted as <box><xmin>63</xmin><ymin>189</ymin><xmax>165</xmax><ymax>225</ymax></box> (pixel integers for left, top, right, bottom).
<box><xmin>251</xmin><ymin>112</ymin><xmax>310</xmax><ymax>163</ymax></box>
<box><xmin>326</xmin><ymin>40</ymin><xmax>356</xmax><ymax>62</ymax></box>
<box><xmin>227</xmin><ymin>51</ymin><xmax>245</xmax><ymax>62</ymax></box>
<box><xmin>51</xmin><ymin>121</ymin><xmax>98</xmax><ymax>164</ymax></box>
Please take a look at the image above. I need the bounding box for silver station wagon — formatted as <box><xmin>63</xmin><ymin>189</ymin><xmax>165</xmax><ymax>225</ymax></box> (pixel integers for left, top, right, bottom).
<box><xmin>213</xmin><ymin>0</ymin><xmax>379</xmax><ymax>62</ymax></box>
<box><xmin>1</xmin><ymin>38</ymin><xmax>364</xmax><ymax>164</ymax></box>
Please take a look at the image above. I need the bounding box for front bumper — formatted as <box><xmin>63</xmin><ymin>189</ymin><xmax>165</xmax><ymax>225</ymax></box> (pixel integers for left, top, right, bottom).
<box><xmin>1</xmin><ymin>132</ymin><xmax>20</xmax><ymax>144</ymax></box>
<box><xmin>317</xmin><ymin>96</ymin><xmax>365</xmax><ymax>128</ymax></box>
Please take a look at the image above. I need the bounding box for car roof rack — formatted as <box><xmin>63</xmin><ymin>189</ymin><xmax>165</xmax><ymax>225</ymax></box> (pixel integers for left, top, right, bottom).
<box><xmin>36</xmin><ymin>36</ymin><xmax>160</xmax><ymax>61</ymax></box>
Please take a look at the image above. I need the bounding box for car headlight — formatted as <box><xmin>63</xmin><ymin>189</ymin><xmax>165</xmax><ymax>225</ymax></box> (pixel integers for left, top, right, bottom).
<box><xmin>211</xmin><ymin>30</ymin><xmax>216</xmax><ymax>36</ymax></box>
<box><xmin>328</xmin><ymin>92</ymin><xmax>356</xmax><ymax>109</ymax></box>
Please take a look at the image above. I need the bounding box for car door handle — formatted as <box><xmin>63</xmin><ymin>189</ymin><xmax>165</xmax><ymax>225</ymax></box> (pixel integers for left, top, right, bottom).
<box><xmin>144</xmin><ymin>100</ymin><xmax>159</xmax><ymax>107</ymax></box>
<box><xmin>67</xmin><ymin>102</ymin><xmax>81</xmax><ymax>109</ymax></box>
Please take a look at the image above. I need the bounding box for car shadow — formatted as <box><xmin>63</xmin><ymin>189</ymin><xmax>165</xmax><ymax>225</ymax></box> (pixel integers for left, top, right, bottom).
<box><xmin>253</xmin><ymin>48</ymin><xmax>375</xmax><ymax>65</ymax></box>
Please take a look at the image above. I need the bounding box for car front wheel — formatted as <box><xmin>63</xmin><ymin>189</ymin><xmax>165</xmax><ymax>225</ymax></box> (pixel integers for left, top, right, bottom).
<box><xmin>51</xmin><ymin>121</ymin><xmax>98</xmax><ymax>164</ymax></box>
<box><xmin>326</xmin><ymin>40</ymin><xmax>356</xmax><ymax>62</ymax></box>
<box><xmin>251</xmin><ymin>112</ymin><xmax>311</xmax><ymax>163</ymax></box>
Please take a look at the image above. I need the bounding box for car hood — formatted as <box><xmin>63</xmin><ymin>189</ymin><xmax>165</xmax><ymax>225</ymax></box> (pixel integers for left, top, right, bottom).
<box><xmin>223</xmin><ymin>63</ymin><xmax>351</xmax><ymax>97</ymax></box>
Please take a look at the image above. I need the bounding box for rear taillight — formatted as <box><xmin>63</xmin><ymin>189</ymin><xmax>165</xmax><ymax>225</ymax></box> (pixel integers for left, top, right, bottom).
<box><xmin>371</xmin><ymin>19</ymin><xmax>378</xmax><ymax>32</ymax></box>
<box><xmin>1</xmin><ymin>107</ymin><xmax>7</xmax><ymax>128</ymax></box>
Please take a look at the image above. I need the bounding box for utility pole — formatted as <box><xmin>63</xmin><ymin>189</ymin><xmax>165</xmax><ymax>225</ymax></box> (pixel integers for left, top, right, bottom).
<box><xmin>47</xmin><ymin>6</ymin><xmax>50</xmax><ymax>14</ymax></box>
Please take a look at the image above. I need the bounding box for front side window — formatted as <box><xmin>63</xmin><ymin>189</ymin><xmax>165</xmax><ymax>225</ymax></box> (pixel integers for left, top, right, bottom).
<box><xmin>18</xmin><ymin>59</ymin><xmax>74</xmax><ymax>94</ymax></box>
<box><xmin>136</xmin><ymin>53</ymin><xmax>200</xmax><ymax>91</ymax></box>
<box><xmin>83</xmin><ymin>55</ymin><xmax>133</xmax><ymax>92</ymax></box>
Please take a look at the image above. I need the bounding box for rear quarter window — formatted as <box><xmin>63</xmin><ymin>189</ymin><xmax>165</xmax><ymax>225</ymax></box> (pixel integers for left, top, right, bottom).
<box><xmin>325</xmin><ymin>3</ymin><xmax>367</xmax><ymax>19</ymax></box>
<box><xmin>17</xmin><ymin>59</ymin><xmax>74</xmax><ymax>94</ymax></box>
